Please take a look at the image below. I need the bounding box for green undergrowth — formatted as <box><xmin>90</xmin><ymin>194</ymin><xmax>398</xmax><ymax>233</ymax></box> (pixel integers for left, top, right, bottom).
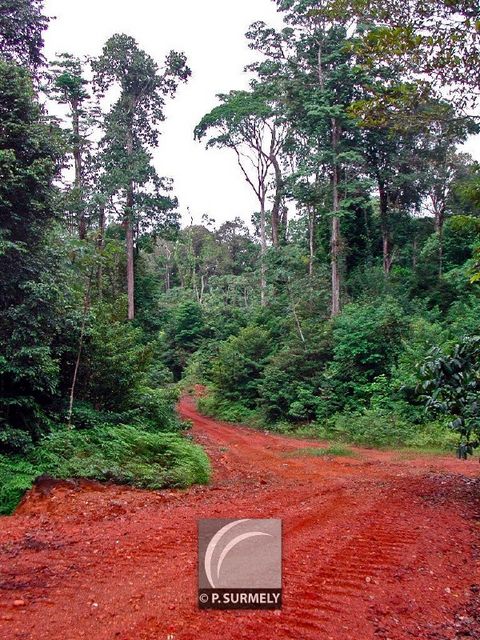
<box><xmin>0</xmin><ymin>422</ymin><xmax>211</xmax><ymax>515</ymax></box>
<box><xmin>311</xmin><ymin>412</ymin><xmax>458</xmax><ymax>450</ymax></box>
<box><xmin>283</xmin><ymin>445</ymin><xmax>358</xmax><ymax>458</ymax></box>
<box><xmin>196</xmin><ymin>387</ymin><xmax>458</xmax><ymax>452</ymax></box>
<box><xmin>197</xmin><ymin>393</ymin><xmax>262</xmax><ymax>426</ymax></box>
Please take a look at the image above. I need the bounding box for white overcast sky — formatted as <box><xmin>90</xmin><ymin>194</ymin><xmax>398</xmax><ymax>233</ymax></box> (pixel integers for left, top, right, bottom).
<box><xmin>43</xmin><ymin>0</ymin><xmax>284</xmax><ymax>227</ymax></box>
<box><xmin>43</xmin><ymin>0</ymin><xmax>479</xmax><ymax>227</ymax></box>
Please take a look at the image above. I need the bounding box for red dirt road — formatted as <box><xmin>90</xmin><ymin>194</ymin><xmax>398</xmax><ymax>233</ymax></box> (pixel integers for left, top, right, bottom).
<box><xmin>1</xmin><ymin>395</ymin><xmax>479</xmax><ymax>640</ymax></box>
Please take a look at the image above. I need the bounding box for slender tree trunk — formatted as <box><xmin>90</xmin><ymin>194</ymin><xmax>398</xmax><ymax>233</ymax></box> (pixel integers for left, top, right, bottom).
<box><xmin>125</xmin><ymin>110</ymin><xmax>135</xmax><ymax>321</ymax></box>
<box><xmin>193</xmin><ymin>264</ymin><xmax>199</xmax><ymax>301</ymax></box>
<box><xmin>382</xmin><ymin>231</ymin><xmax>393</xmax><ymax>274</ymax></box>
<box><xmin>280</xmin><ymin>205</ymin><xmax>288</xmax><ymax>240</ymax></box>
<box><xmin>317</xmin><ymin>40</ymin><xmax>324</xmax><ymax>90</ymax></box>
<box><xmin>434</xmin><ymin>202</ymin><xmax>445</xmax><ymax>278</ymax></box>
<box><xmin>331</xmin><ymin>118</ymin><xmax>341</xmax><ymax>318</ymax></box>
<box><xmin>109</xmin><ymin>271</ymin><xmax>117</xmax><ymax>300</ymax></box>
<box><xmin>96</xmin><ymin>206</ymin><xmax>105</xmax><ymax>300</ymax></box>
<box><xmin>165</xmin><ymin>264</ymin><xmax>171</xmax><ymax>291</ymax></box>
<box><xmin>438</xmin><ymin>225</ymin><xmax>444</xmax><ymax>278</ymax></box>
<box><xmin>270</xmin><ymin>155</ymin><xmax>283</xmax><ymax>248</ymax></box>
<box><xmin>260</xmin><ymin>198</ymin><xmax>267</xmax><ymax>306</ymax></box>
<box><xmin>377</xmin><ymin>180</ymin><xmax>393</xmax><ymax>275</ymax></box>
<box><xmin>72</xmin><ymin>99</ymin><xmax>86</xmax><ymax>240</ymax></box>
<box><xmin>125</xmin><ymin>202</ymin><xmax>135</xmax><ymax>321</ymax></box>
<box><xmin>308</xmin><ymin>206</ymin><xmax>315</xmax><ymax>277</ymax></box>
<box><xmin>67</xmin><ymin>270</ymin><xmax>93</xmax><ymax>427</ymax></box>
<box><xmin>162</xmin><ymin>242</ymin><xmax>172</xmax><ymax>292</ymax></box>
<box><xmin>292</xmin><ymin>303</ymin><xmax>305</xmax><ymax>344</ymax></box>
<box><xmin>331</xmin><ymin>214</ymin><xmax>341</xmax><ymax>317</ymax></box>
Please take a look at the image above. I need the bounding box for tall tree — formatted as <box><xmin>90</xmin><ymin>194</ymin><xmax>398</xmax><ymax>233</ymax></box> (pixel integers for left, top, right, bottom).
<box><xmin>0</xmin><ymin>61</ymin><xmax>64</xmax><ymax>450</ymax></box>
<box><xmin>248</xmin><ymin>6</ymin><xmax>365</xmax><ymax>316</ymax></box>
<box><xmin>423</xmin><ymin>150</ymin><xmax>476</xmax><ymax>277</ymax></box>
<box><xmin>361</xmin><ymin>122</ymin><xmax>424</xmax><ymax>275</ymax></box>
<box><xmin>0</xmin><ymin>0</ymin><xmax>49</xmax><ymax>72</ymax></box>
<box><xmin>322</xmin><ymin>0</ymin><xmax>480</xmax><ymax>111</ymax></box>
<box><xmin>195</xmin><ymin>89</ymin><xmax>287</xmax><ymax>305</ymax></box>
<box><xmin>93</xmin><ymin>34</ymin><xmax>190</xmax><ymax>320</ymax></box>
<box><xmin>48</xmin><ymin>54</ymin><xmax>98</xmax><ymax>239</ymax></box>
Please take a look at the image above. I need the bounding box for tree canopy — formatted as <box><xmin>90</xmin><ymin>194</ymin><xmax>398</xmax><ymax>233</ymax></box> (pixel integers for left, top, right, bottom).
<box><xmin>1</xmin><ymin>0</ymin><xmax>480</xmax><ymax>516</ymax></box>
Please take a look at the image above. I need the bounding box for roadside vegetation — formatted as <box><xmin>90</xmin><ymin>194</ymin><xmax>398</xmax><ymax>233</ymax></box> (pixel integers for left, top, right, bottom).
<box><xmin>1</xmin><ymin>1</ymin><xmax>479</xmax><ymax>513</ymax></box>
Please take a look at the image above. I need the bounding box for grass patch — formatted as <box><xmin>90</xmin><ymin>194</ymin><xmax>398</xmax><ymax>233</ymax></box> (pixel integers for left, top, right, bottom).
<box><xmin>314</xmin><ymin>412</ymin><xmax>458</xmax><ymax>450</ymax></box>
<box><xmin>0</xmin><ymin>424</ymin><xmax>211</xmax><ymax>515</ymax></box>
<box><xmin>283</xmin><ymin>445</ymin><xmax>358</xmax><ymax>458</ymax></box>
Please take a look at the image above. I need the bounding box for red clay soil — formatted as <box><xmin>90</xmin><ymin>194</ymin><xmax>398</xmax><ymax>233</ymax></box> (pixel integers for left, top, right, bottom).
<box><xmin>0</xmin><ymin>395</ymin><xmax>479</xmax><ymax>640</ymax></box>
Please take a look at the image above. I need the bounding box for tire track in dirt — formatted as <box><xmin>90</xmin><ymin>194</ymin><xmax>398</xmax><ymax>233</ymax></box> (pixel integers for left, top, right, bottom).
<box><xmin>0</xmin><ymin>395</ymin><xmax>478</xmax><ymax>640</ymax></box>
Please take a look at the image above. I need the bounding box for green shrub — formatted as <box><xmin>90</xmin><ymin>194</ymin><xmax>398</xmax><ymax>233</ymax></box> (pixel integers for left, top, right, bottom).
<box><xmin>446</xmin><ymin>296</ymin><xmax>480</xmax><ymax>339</ymax></box>
<box><xmin>324</xmin><ymin>297</ymin><xmax>407</xmax><ymax>411</ymax></box>
<box><xmin>314</xmin><ymin>409</ymin><xmax>457</xmax><ymax>450</ymax></box>
<box><xmin>404</xmin><ymin>420</ymin><xmax>458</xmax><ymax>450</ymax></box>
<box><xmin>0</xmin><ymin>456</ymin><xmax>41</xmax><ymax>514</ymax></box>
<box><xmin>0</xmin><ymin>423</ymin><xmax>36</xmax><ymax>454</ymax></box>
<box><xmin>0</xmin><ymin>424</ymin><xmax>211</xmax><ymax>514</ymax></box>
<box><xmin>417</xmin><ymin>335</ymin><xmax>480</xmax><ymax>446</ymax></box>
<box><xmin>211</xmin><ymin>326</ymin><xmax>272</xmax><ymax>406</ymax></box>
<box><xmin>77</xmin><ymin>305</ymin><xmax>150</xmax><ymax>412</ymax></box>
<box><xmin>69</xmin><ymin>401</ymin><xmax>119</xmax><ymax>430</ymax></box>
<box><xmin>257</xmin><ymin>334</ymin><xmax>332</xmax><ymax>422</ymax></box>
<box><xmin>318</xmin><ymin>410</ymin><xmax>416</xmax><ymax>447</ymax></box>
<box><xmin>69</xmin><ymin>387</ymin><xmax>184</xmax><ymax>434</ymax></box>
<box><xmin>163</xmin><ymin>300</ymin><xmax>206</xmax><ymax>379</ymax></box>
<box><xmin>32</xmin><ymin>425</ymin><xmax>210</xmax><ymax>489</ymax></box>
<box><xmin>132</xmin><ymin>387</ymin><xmax>183</xmax><ymax>432</ymax></box>
<box><xmin>197</xmin><ymin>392</ymin><xmax>258</xmax><ymax>424</ymax></box>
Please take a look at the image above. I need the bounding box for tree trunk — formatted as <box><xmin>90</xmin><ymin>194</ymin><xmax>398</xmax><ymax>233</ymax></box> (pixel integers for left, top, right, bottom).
<box><xmin>67</xmin><ymin>269</ymin><xmax>93</xmax><ymax>427</ymax></box>
<box><xmin>96</xmin><ymin>206</ymin><xmax>105</xmax><ymax>300</ymax></box>
<box><xmin>433</xmin><ymin>200</ymin><xmax>445</xmax><ymax>278</ymax></box>
<box><xmin>438</xmin><ymin>225</ymin><xmax>444</xmax><ymax>278</ymax></box>
<box><xmin>378</xmin><ymin>180</ymin><xmax>393</xmax><ymax>275</ymax></box>
<box><xmin>125</xmin><ymin>105</ymin><xmax>135</xmax><ymax>321</ymax></box>
<box><xmin>292</xmin><ymin>303</ymin><xmax>305</xmax><ymax>344</ymax></box>
<box><xmin>331</xmin><ymin>118</ymin><xmax>341</xmax><ymax>318</ymax></box>
<box><xmin>270</xmin><ymin>154</ymin><xmax>283</xmax><ymax>247</ymax></box>
<box><xmin>260</xmin><ymin>199</ymin><xmax>267</xmax><ymax>306</ymax></box>
<box><xmin>280</xmin><ymin>205</ymin><xmax>288</xmax><ymax>239</ymax></box>
<box><xmin>72</xmin><ymin>99</ymin><xmax>86</xmax><ymax>240</ymax></box>
<box><xmin>165</xmin><ymin>264</ymin><xmax>171</xmax><ymax>291</ymax></box>
<box><xmin>382</xmin><ymin>230</ymin><xmax>393</xmax><ymax>274</ymax></box>
<box><xmin>308</xmin><ymin>206</ymin><xmax>315</xmax><ymax>277</ymax></box>
<box><xmin>331</xmin><ymin>214</ymin><xmax>341</xmax><ymax>317</ymax></box>
<box><xmin>125</xmin><ymin>200</ymin><xmax>135</xmax><ymax>321</ymax></box>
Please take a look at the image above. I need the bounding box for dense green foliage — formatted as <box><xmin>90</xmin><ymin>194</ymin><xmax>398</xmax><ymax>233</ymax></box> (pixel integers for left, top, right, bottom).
<box><xmin>418</xmin><ymin>336</ymin><xmax>480</xmax><ymax>452</ymax></box>
<box><xmin>0</xmin><ymin>425</ymin><xmax>210</xmax><ymax>514</ymax></box>
<box><xmin>0</xmin><ymin>1</ymin><xmax>210</xmax><ymax>514</ymax></box>
<box><xmin>183</xmin><ymin>1</ymin><xmax>479</xmax><ymax>455</ymax></box>
<box><xmin>1</xmin><ymin>0</ymin><xmax>479</xmax><ymax>515</ymax></box>
<box><xmin>0</xmin><ymin>59</ymin><xmax>64</xmax><ymax>452</ymax></box>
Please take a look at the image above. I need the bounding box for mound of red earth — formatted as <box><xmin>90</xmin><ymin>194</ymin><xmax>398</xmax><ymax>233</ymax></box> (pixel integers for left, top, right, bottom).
<box><xmin>0</xmin><ymin>395</ymin><xmax>479</xmax><ymax>640</ymax></box>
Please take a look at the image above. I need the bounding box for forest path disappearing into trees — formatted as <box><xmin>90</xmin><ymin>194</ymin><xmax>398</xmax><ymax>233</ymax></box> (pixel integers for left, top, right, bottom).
<box><xmin>0</xmin><ymin>394</ymin><xmax>479</xmax><ymax>640</ymax></box>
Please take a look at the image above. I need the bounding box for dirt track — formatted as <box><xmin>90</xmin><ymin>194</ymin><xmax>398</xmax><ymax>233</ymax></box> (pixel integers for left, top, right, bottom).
<box><xmin>0</xmin><ymin>395</ymin><xmax>479</xmax><ymax>640</ymax></box>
